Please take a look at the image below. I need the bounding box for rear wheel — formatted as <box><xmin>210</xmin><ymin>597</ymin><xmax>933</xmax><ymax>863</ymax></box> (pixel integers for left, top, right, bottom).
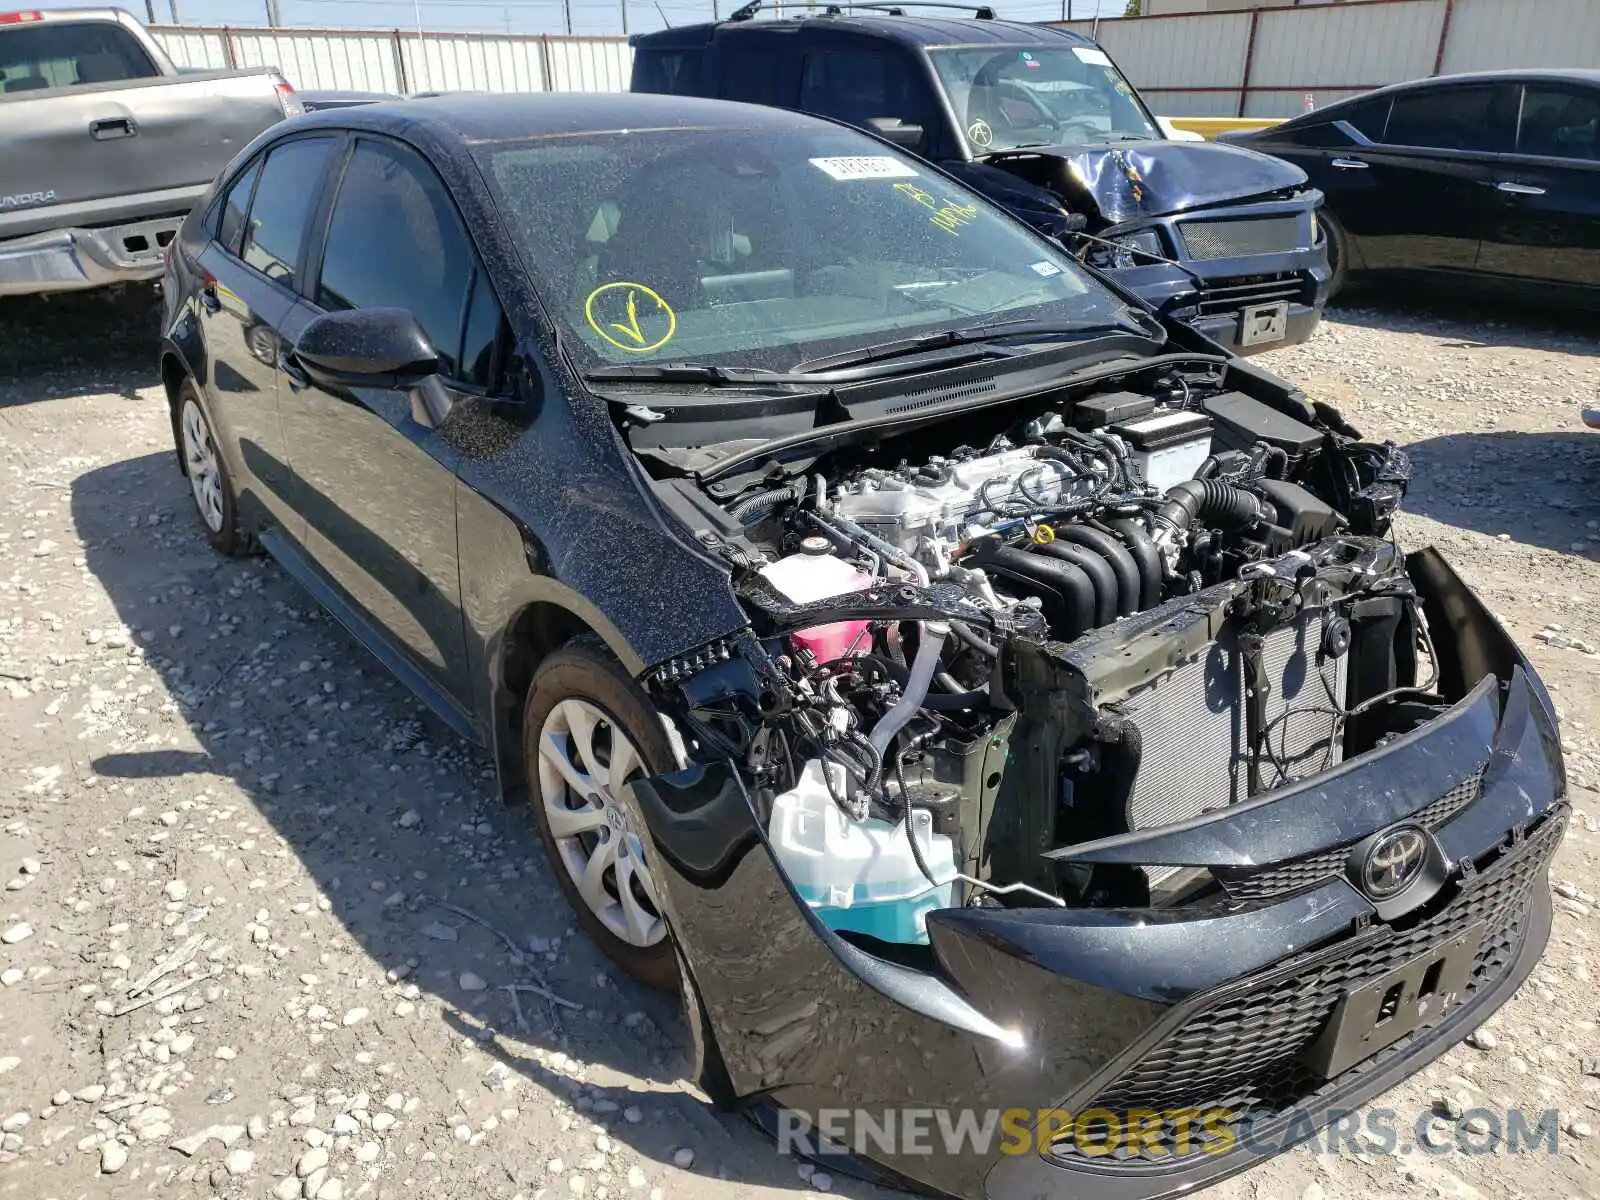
<box><xmin>522</xmin><ymin>642</ymin><xmax>679</xmax><ymax>992</ymax></box>
<box><xmin>175</xmin><ymin>380</ymin><xmax>246</xmax><ymax>557</ymax></box>
<box><xmin>1320</xmin><ymin>207</ymin><xmax>1352</xmax><ymax>301</ymax></box>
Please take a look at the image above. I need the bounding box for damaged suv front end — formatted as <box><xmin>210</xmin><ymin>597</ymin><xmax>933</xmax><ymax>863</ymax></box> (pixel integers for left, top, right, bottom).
<box><xmin>480</xmin><ymin>106</ymin><xmax>1564</xmax><ymax>1200</ymax></box>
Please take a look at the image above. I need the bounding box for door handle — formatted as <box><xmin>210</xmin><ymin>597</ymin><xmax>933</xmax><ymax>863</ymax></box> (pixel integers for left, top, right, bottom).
<box><xmin>1496</xmin><ymin>181</ymin><xmax>1546</xmax><ymax>196</ymax></box>
<box><xmin>1330</xmin><ymin>158</ymin><xmax>1369</xmax><ymax>170</ymax></box>
<box><xmin>89</xmin><ymin>116</ymin><xmax>136</xmax><ymax>140</ymax></box>
<box><xmin>277</xmin><ymin>349</ymin><xmax>311</xmax><ymax>391</ymax></box>
<box><xmin>199</xmin><ymin>282</ymin><xmax>221</xmax><ymax>314</ymax></box>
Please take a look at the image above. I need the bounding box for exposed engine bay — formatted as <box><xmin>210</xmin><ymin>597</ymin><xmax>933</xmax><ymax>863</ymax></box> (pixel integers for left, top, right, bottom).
<box><xmin>640</xmin><ymin>357</ymin><xmax>1421</xmax><ymax>949</ymax></box>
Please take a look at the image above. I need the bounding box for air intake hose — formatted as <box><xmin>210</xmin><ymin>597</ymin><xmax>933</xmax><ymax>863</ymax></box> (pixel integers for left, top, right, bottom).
<box><xmin>1153</xmin><ymin>478</ymin><xmax>1270</xmax><ymax>535</ymax></box>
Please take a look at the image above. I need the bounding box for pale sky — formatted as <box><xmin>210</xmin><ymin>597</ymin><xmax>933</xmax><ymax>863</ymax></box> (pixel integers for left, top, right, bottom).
<box><xmin>37</xmin><ymin>0</ymin><xmax>1127</xmax><ymax>40</ymax></box>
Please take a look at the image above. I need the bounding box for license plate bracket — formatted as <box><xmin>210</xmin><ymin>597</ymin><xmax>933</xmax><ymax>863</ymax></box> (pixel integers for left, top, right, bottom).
<box><xmin>1304</xmin><ymin>922</ymin><xmax>1486</xmax><ymax>1080</ymax></box>
<box><xmin>1238</xmin><ymin>300</ymin><xmax>1290</xmax><ymax>346</ymax></box>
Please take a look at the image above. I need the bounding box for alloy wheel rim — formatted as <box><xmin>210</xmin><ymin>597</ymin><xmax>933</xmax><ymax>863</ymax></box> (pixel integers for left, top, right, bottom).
<box><xmin>181</xmin><ymin>398</ymin><xmax>225</xmax><ymax>534</ymax></box>
<box><xmin>537</xmin><ymin>697</ymin><xmax>666</xmax><ymax>948</ymax></box>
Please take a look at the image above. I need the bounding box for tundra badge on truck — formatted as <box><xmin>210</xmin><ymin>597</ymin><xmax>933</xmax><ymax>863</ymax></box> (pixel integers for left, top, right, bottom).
<box><xmin>0</xmin><ymin>189</ymin><xmax>57</xmax><ymax>210</ymax></box>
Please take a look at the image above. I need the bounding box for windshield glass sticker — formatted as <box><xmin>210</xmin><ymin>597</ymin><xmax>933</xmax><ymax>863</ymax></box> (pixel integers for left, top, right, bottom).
<box><xmin>1030</xmin><ymin>260</ymin><xmax>1063</xmax><ymax>278</ymax></box>
<box><xmin>1072</xmin><ymin>46</ymin><xmax>1113</xmax><ymax>67</ymax></box>
<box><xmin>966</xmin><ymin>119</ymin><xmax>995</xmax><ymax>148</ymax></box>
<box><xmin>893</xmin><ymin>183</ymin><xmax>982</xmax><ymax>236</ymax></box>
<box><xmin>584</xmin><ymin>282</ymin><xmax>676</xmax><ymax>354</ymax></box>
<box><xmin>1019</xmin><ymin>50</ymin><xmax>1041</xmax><ymax>70</ymax></box>
<box><xmin>809</xmin><ymin>156</ymin><xmax>920</xmax><ymax>181</ymax></box>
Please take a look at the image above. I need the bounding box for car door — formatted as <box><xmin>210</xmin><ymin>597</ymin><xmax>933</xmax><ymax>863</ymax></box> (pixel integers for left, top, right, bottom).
<box><xmin>275</xmin><ymin>135</ymin><xmax>503</xmax><ymax>722</ymax></box>
<box><xmin>1331</xmin><ymin>83</ymin><xmax>1518</xmax><ymax>276</ymax></box>
<box><xmin>1478</xmin><ymin>82</ymin><xmax>1600</xmax><ymax>294</ymax></box>
<box><xmin>195</xmin><ymin>135</ymin><xmax>342</xmax><ymax>538</ymax></box>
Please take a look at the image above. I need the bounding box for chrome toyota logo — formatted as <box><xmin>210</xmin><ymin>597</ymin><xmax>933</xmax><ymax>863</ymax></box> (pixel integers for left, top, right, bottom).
<box><xmin>1361</xmin><ymin>826</ymin><xmax>1428</xmax><ymax>898</ymax></box>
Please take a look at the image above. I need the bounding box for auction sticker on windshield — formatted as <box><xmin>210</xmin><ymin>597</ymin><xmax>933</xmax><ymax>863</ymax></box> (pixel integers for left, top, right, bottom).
<box><xmin>1072</xmin><ymin>46</ymin><xmax>1113</xmax><ymax>67</ymax></box>
<box><xmin>809</xmin><ymin>156</ymin><xmax>920</xmax><ymax>181</ymax></box>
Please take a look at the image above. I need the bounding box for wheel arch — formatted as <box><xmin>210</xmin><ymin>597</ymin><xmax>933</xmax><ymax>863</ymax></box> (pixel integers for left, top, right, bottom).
<box><xmin>159</xmin><ymin>345</ymin><xmax>193</xmax><ymax>473</ymax></box>
<box><xmin>486</xmin><ymin>589</ymin><xmax>649</xmax><ymax>803</ymax></box>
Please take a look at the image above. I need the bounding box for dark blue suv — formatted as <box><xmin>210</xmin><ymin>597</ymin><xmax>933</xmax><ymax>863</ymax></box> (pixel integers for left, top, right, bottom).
<box><xmin>632</xmin><ymin>3</ymin><xmax>1331</xmax><ymax>354</ymax></box>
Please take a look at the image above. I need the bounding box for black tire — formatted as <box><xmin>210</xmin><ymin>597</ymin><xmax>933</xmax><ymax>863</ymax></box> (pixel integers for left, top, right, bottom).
<box><xmin>172</xmin><ymin>378</ymin><xmax>248</xmax><ymax>557</ymax></box>
<box><xmin>1320</xmin><ymin>206</ymin><xmax>1351</xmax><ymax>301</ymax></box>
<box><xmin>522</xmin><ymin>641</ymin><xmax>680</xmax><ymax>992</ymax></box>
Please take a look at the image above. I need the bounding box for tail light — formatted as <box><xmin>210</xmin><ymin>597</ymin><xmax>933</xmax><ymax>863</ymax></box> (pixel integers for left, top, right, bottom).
<box><xmin>274</xmin><ymin>78</ymin><xmax>305</xmax><ymax>117</ymax></box>
<box><xmin>0</xmin><ymin>12</ymin><xmax>45</xmax><ymax>23</ymax></box>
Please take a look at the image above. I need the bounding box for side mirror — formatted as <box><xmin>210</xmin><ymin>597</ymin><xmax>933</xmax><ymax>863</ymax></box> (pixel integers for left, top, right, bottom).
<box><xmin>865</xmin><ymin>116</ymin><xmax>925</xmax><ymax>150</ymax></box>
<box><xmin>292</xmin><ymin>307</ymin><xmax>440</xmax><ymax>389</ymax></box>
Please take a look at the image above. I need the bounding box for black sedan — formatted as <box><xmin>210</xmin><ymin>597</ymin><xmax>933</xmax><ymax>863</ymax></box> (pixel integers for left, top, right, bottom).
<box><xmin>159</xmin><ymin>93</ymin><xmax>1565</xmax><ymax>1200</ymax></box>
<box><xmin>1225</xmin><ymin>70</ymin><xmax>1600</xmax><ymax>304</ymax></box>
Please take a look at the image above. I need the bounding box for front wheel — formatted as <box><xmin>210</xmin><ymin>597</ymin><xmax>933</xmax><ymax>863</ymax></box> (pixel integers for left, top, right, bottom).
<box><xmin>522</xmin><ymin>642</ymin><xmax>679</xmax><ymax>992</ymax></box>
<box><xmin>1320</xmin><ymin>207</ymin><xmax>1352</xmax><ymax>301</ymax></box>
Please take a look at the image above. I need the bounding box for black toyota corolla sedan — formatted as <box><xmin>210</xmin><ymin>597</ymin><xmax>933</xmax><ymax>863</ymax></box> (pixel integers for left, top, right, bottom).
<box><xmin>159</xmin><ymin>93</ymin><xmax>1566</xmax><ymax>1200</ymax></box>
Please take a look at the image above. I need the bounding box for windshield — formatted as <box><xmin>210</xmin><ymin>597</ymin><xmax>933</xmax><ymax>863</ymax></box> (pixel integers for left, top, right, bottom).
<box><xmin>482</xmin><ymin>125</ymin><xmax>1132</xmax><ymax>374</ymax></box>
<box><xmin>929</xmin><ymin>46</ymin><xmax>1159</xmax><ymax>154</ymax></box>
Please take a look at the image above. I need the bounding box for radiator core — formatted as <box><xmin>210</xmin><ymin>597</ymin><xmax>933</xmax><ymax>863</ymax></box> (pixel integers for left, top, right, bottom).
<box><xmin>1122</xmin><ymin>611</ymin><xmax>1348</xmax><ymax>833</ymax></box>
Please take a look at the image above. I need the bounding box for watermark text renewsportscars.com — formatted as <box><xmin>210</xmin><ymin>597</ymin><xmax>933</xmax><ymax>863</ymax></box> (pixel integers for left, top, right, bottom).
<box><xmin>776</xmin><ymin>1105</ymin><xmax>1563</xmax><ymax>1159</ymax></box>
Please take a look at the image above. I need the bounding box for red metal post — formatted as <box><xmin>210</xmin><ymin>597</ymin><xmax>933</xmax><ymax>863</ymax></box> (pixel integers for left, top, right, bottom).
<box><xmin>1237</xmin><ymin>8</ymin><xmax>1261</xmax><ymax>119</ymax></box>
<box><xmin>1433</xmin><ymin>0</ymin><xmax>1455</xmax><ymax>77</ymax></box>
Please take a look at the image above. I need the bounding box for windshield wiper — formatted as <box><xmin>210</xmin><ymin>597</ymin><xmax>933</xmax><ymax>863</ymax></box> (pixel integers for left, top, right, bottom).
<box><xmin>788</xmin><ymin>314</ymin><xmax>1158</xmax><ymax>375</ymax></box>
<box><xmin>583</xmin><ymin>362</ymin><xmax>784</xmax><ymax>384</ymax></box>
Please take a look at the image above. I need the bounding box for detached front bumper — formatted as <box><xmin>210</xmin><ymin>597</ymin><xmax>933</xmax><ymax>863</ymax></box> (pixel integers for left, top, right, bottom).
<box><xmin>0</xmin><ymin>217</ymin><xmax>182</xmax><ymax>297</ymax></box>
<box><xmin>626</xmin><ymin>548</ymin><xmax>1565</xmax><ymax>1200</ymax></box>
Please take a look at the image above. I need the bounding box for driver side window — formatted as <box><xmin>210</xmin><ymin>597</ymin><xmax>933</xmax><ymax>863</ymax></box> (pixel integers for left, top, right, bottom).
<box><xmin>236</xmin><ymin>136</ymin><xmax>338</xmax><ymax>290</ymax></box>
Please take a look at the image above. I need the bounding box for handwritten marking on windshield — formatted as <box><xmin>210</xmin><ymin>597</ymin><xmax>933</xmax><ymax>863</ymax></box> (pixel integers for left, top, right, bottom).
<box><xmin>893</xmin><ymin>183</ymin><xmax>981</xmax><ymax>235</ymax></box>
<box><xmin>584</xmin><ymin>282</ymin><xmax>677</xmax><ymax>354</ymax></box>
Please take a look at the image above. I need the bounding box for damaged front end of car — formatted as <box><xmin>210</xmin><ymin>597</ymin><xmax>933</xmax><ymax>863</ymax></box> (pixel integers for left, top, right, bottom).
<box><xmin>618</xmin><ymin>359</ymin><xmax>1566</xmax><ymax>1200</ymax></box>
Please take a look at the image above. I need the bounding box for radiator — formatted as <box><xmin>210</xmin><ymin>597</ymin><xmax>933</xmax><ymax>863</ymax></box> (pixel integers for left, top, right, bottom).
<box><xmin>1122</xmin><ymin>610</ymin><xmax>1348</xmax><ymax>833</ymax></box>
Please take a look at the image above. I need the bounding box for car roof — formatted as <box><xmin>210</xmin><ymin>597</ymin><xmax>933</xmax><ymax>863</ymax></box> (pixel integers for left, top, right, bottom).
<box><xmin>632</xmin><ymin>12</ymin><xmax>1095</xmax><ymax>51</ymax></box>
<box><xmin>282</xmin><ymin>90</ymin><xmax>860</xmax><ymax>146</ymax></box>
<box><xmin>1317</xmin><ymin>67</ymin><xmax>1600</xmax><ymax>110</ymax></box>
<box><xmin>1263</xmin><ymin>67</ymin><xmax>1600</xmax><ymax>131</ymax></box>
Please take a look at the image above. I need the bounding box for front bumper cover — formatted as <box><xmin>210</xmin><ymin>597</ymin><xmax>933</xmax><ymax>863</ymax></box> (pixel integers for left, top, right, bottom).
<box><xmin>624</xmin><ymin>547</ymin><xmax>1565</xmax><ymax>1200</ymax></box>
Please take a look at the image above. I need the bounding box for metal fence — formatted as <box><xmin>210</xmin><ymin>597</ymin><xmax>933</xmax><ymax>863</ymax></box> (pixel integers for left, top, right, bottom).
<box><xmin>149</xmin><ymin>25</ymin><xmax>633</xmax><ymax>96</ymax></box>
<box><xmin>151</xmin><ymin>0</ymin><xmax>1597</xmax><ymax>112</ymax></box>
<box><xmin>1052</xmin><ymin>0</ymin><xmax>1600</xmax><ymax>117</ymax></box>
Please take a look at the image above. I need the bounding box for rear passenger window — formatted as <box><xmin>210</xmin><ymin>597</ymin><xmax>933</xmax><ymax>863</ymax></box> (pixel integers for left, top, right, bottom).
<box><xmin>722</xmin><ymin>51</ymin><xmax>792</xmax><ymax>107</ymax></box>
<box><xmin>1342</xmin><ymin>95</ymin><xmax>1391</xmax><ymax>141</ymax></box>
<box><xmin>239</xmin><ymin>137</ymin><xmax>337</xmax><ymax>289</ymax></box>
<box><xmin>216</xmin><ymin>158</ymin><xmax>262</xmax><ymax>258</ymax></box>
<box><xmin>1384</xmin><ymin>86</ymin><xmax>1513</xmax><ymax>153</ymax></box>
<box><xmin>314</xmin><ymin>138</ymin><xmax>480</xmax><ymax>381</ymax></box>
<box><xmin>634</xmin><ymin>49</ymin><xmax>703</xmax><ymax>96</ymax></box>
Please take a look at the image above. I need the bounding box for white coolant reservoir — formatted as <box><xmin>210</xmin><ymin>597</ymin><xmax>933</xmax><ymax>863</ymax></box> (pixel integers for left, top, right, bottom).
<box><xmin>768</xmin><ymin>759</ymin><xmax>957</xmax><ymax>945</ymax></box>
<box><xmin>758</xmin><ymin>544</ymin><xmax>873</xmax><ymax>663</ymax></box>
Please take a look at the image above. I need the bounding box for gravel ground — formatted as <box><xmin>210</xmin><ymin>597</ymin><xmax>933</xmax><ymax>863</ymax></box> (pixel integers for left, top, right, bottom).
<box><xmin>0</xmin><ymin>285</ymin><xmax>1597</xmax><ymax>1200</ymax></box>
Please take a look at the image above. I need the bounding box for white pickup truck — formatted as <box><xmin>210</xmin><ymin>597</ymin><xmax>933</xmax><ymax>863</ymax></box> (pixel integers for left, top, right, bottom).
<box><xmin>0</xmin><ymin>7</ymin><xmax>302</xmax><ymax>297</ymax></box>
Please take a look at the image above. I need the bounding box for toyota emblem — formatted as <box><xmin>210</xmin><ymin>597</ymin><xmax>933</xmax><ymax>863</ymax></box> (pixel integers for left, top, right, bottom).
<box><xmin>1361</xmin><ymin>826</ymin><xmax>1429</xmax><ymax>899</ymax></box>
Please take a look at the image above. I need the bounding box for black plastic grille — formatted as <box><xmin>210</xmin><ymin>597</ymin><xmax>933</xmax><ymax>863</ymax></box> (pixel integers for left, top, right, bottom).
<box><xmin>1052</xmin><ymin>807</ymin><xmax>1565</xmax><ymax>1163</ymax></box>
<box><xmin>1216</xmin><ymin>772</ymin><xmax>1486</xmax><ymax>903</ymax></box>
<box><xmin>1182</xmin><ymin>216</ymin><xmax>1304</xmax><ymax>261</ymax></box>
<box><xmin>1190</xmin><ymin>272</ymin><xmax>1309</xmax><ymax>317</ymax></box>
